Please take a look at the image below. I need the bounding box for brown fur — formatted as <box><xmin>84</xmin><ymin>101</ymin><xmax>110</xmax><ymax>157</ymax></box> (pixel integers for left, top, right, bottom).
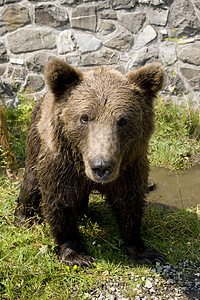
<box><xmin>15</xmin><ymin>59</ymin><xmax>165</xmax><ymax>266</ymax></box>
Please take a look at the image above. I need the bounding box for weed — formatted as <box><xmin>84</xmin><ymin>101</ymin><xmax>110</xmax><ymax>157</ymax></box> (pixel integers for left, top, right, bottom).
<box><xmin>149</xmin><ymin>97</ymin><xmax>200</xmax><ymax>169</ymax></box>
<box><xmin>2</xmin><ymin>90</ymin><xmax>34</xmax><ymax>168</ymax></box>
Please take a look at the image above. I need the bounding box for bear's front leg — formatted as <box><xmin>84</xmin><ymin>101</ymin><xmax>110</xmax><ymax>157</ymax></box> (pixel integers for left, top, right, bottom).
<box><xmin>42</xmin><ymin>199</ymin><xmax>94</xmax><ymax>267</ymax></box>
<box><xmin>105</xmin><ymin>186</ymin><xmax>165</xmax><ymax>264</ymax></box>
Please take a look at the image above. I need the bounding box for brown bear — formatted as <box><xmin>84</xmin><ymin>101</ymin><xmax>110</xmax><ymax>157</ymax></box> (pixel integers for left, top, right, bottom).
<box><xmin>14</xmin><ymin>58</ymin><xmax>165</xmax><ymax>266</ymax></box>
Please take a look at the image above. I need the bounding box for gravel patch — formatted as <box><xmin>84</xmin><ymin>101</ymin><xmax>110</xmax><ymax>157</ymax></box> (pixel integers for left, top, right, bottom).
<box><xmin>84</xmin><ymin>261</ymin><xmax>200</xmax><ymax>299</ymax></box>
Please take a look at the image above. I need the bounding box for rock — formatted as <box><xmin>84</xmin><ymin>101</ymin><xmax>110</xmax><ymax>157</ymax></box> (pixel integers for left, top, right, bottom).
<box><xmin>24</xmin><ymin>74</ymin><xmax>45</xmax><ymax>93</ymax></box>
<box><xmin>126</xmin><ymin>45</ymin><xmax>159</xmax><ymax>70</ymax></box>
<box><xmin>178</xmin><ymin>42</ymin><xmax>200</xmax><ymax>66</ymax></box>
<box><xmin>0</xmin><ymin>4</ymin><xmax>30</xmax><ymax>33</ymax></box>
<box><xmin>10</xmin><ymin>58</ymin><xmax>24</xmax><ymax>65</ymax></box>
<box><xmin>35</xmin><ymin>4</ymin><xmax>69</xmax><ymax>27</ymax></box>
<box><xmin>104</xmin><ymin>30</ymin><xmax>133</xmax><ymax>51</ymax></box>
<box><xmin>7</xmin><ymin>28</ymin><xmax>56</xmax><ymax>54</ymax></box>
<box><xmin>0</xmin><ymin>42</ymin><xmax>8</xmax><ymax>63</ymax></box>
<box><xmin>160</xmin><ymin>42</ymin><xmax>177</xmax><ymax>65</ymax></box>
<box><xmin>181</xmin><ymin>67</ymin><xmax>200</xmax><ymax>90</ymax></box>
<box><xmin>145</xmin><ymin>279</ymin><xmax>153</xmax><ymax>289</ymax></box>
<box><xmin>61</xmin><ymin>0</ymin><xmax>79</xmax><ymax>3</ymax></box>
<box><xmin>147</xmin><ymin>8</ymin><xmax>169</xmax><ymax>26</ymax></box>
<box><xmin>152</xmin><ymin>0</ymin><xmax>169</xmax><ymax>5</ymax></box>
<box><xmin>71</xmin><ymin>6</ymin><xmax>97</xmax><ymax>31</ymax></box>
<box><xmin>0</xmin><ymin>65</ymin><xmax>6</xmax><ymax>76</ymax></box>
<box><xmin>100</xmin><ymin>10</ymin><xmax>117</xmax><ymax>19</ymax></box>
<box><xmin>98</xmin><ymin>21</ymin><xmax>116</xmax><ymax>35</ymax></box>
<box><xmin>26</xmin><ymin>52</ymin><xmax>53</xmax><ymax>72</ymax></box>
<box><xmin>169</xmin><ymin>0</ymin><xmax>200</xmax><ymax>36</ymax></box>
<box><xmin>96</xmin><ymin>1</ymin><xmax>110</xmax><ymax>10</ymax></box>
<box><xmin>118</xmin><ymin>12</ymin><xmax>146</xmax><ymax>34</ymax></box>
<box><xmin>81</xmin><ymin>49</ymin><xmax>119</xmax><ymax>66</ymax></box>
<box><xmin>133</xmin><ymin>25</ymin><xmax>157</xmax><ymax>49</ymax></box>
<box><xmin>58</xmin><ymin>30</ymin><xmax>76</xmax><ymax>55</ymax></box>
<box><xmin>6</xmin><ymin>66</ymin><xmax>26</xmax><ymax>81</ymax></box>
<box><xmin>4</xmin><ymin>0</ymin><xmax>20</xmax><ymax>3</ymax></box>
<box><xmin>76</xmin><ymin>33</ymin><xmax>102</xmax><ymax>53</ymax></box>
<box><xmin>112</xmin><ymin>0</ymin><xmax>136</xmax><ymax>9</ymax></box>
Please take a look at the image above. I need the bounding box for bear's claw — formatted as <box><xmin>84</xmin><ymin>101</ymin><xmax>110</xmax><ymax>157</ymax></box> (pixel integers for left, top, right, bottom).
<box><xmin>58</xmin><ymin>243</ymin><xmax>95</xmax><ymax>267</ymax></box>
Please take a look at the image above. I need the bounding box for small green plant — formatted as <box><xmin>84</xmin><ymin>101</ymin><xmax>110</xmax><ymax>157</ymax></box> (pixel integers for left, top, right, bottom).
<box><xmin>2</xmin><ymin>90</ymin><xmax>34</xmax><ymax>168</ymax></box>
<box><xmin>149</xmin><ymin>96</ymin><xmax>200</xmax><ymax>169</ymax></box>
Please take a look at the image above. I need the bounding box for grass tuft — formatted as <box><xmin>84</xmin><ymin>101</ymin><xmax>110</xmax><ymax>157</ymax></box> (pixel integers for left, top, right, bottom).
<box><xmin>149</xmin><ymin>97</ymin><xmax>200</xmax><ymax>169</ymax></box>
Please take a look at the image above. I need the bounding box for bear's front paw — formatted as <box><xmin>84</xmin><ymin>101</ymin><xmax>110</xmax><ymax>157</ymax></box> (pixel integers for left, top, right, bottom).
<box><xmin>126</xmin><ymin>246</ymin><xmax>165</xmax><ymax>265</ymax></box>
<box><xmin>58</xmin><ymin>243</ymin><xmax>95</xmax><ymax>267</ymax></box>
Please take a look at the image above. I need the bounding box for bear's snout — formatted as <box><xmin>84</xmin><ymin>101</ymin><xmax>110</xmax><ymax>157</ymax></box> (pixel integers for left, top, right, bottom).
<box><xmin>89</xmin><ymin>159</ymin><xmax>115</xmax><ymax>182</ymax></box>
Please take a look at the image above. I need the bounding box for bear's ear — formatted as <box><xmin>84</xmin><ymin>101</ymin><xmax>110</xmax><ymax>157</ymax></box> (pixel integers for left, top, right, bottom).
<box><xmin>127</xmin><ymin>63</ymin><xmax>164</xmax><ymax>95</ymax></box>
<box><xmin>44</xmin><ymin>58</ymin><xmax>83</xmax><ymax>99</ymax></box>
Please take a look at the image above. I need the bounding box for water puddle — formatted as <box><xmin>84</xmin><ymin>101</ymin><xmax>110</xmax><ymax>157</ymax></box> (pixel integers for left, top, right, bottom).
<box><xmin>1</xmin><ymin>166</ymin><xmax>200</xmax><ymax>209</ymax></box>
<box><xmin>148</xmin><ymin>166</ymin><xmax>200</xmax><ymax>209</ymax></box>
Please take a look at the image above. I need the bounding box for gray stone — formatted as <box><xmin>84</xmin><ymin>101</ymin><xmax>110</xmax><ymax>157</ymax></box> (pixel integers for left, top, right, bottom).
<box><xmin>24</xmin><ymin>74</ymin><xmax>45</xmax><ymax>93</ymax></box>
<box><xmin>60</xmin><ymin>0</ymin><xmax>79</xmax><ymax>3</ymax></box>
<box><xmin>0</xmin><ymin>22</ymin><xmax>8</xmax><ymax>36</ymax></box>
<box><xmin>147</xmin><ymin>8</ymin><xmax>169</xmax><ymax>26</ymax></box>
<box><xmin>100</xmin><ymin>10</ymin><xmax>117</xmax><ymax>19</ymax></box>
<box><xmin>58</xmin><ymin>30</ymin><xmax>76</xmax><ymax>55</ymax></box>
<box><xmin>96</xmin><ymin>1</ymin><xmax>110</xmax><ymax>10</ymax></box>
<box><xmin>178</xmin><ymin>42</ymin><xmax>200</xmax><ymax>66</ymax></box>
<box><xmin>7</xmin><ymin>28</ymin><xmax>56</xmax><ymax>54</ymax></box>
<box><xmin>0</xmin><ymin>79</ymin><xmax>18</xmax><ymax>106</ymax></box>
<box><xmin>0</xmin><ymin>4</ymin><xmax>30</xmax><ymax>33</ymax></box>
<box><xmin>98</xmin><ymin>21</ymin><xmax>116</xmax><ymax>35</ymax></box>
<box><xmin>104</xmin><ymin>30</ymin><xmax>133</xmax><ymax>52</ymax></box>
<box><xmin>118</xmin><ymin>12</ymin><xmax>146</xmax><ymax>34</ymax></box>
<box><xmin>76</xmin><ymin>33</ymin><xmax>102</xmax><ymax>53</ymax></box>
<box><xmin>10</xmin><ymin>58</ymin><xmax>24</xmax><ymax>65</ymax></box>
<box><xmin>0</xmin><ymin>42</ymin><xmax>8</xmax><ymax>63</ymax></box>
<box><xmin>0</xmin><ymin>65</ymin><xmax>6</xmax><ymax>76</ymax></box>
<box><xmin>5</xmin><ymin>0</ymin><xmax>21</xmax><ymax>3</ymax></box>
<box><xmin>160</xmin><ymin>42</ymin><xmax>177</xmax><ymax>65</ymax></box>
<box><xmin>71</xmin><ymin>6</ymin><xmax>96</xmax><ymax>31</ymax></box>
<box><xmin>133</xmin><ymin>25</ymin><xmax>157</xmax><ymax>49</ymax></box>
<box><xmin>152</xmin><ymin>0</ymin><xmax>169</xmax><ymax>5</ymax></box>
<box><xmin>181</xmin><ymin>67</ymin><xmax>200</xmax><ymax>90</ymax></box>
<box><xmin>160</xmin><ymin>28</ymin><xmax>168</xmax><ymax>40</ymax></box>
<box><xmin>169</xmin><ymin>0</ymin><xmax>200</xmax><ymax>36</ymax></box>
<box><xmin>112</xmin><ymin>0</ymin><xmax>136</xmax><ymax>9</ymax></box>
<box><xmin>26</xmin><ymin>52</ymin><xmax>53</xmax><ymax>72</ymax></box>
<box><xmin>126</xmin><ymin>45</ymin><xmax>159</xmax><ymax>70</ymax></box>
<box><xmin>66</xmin><ymin>54</ymin><xmax>81</xmax><ymax>66</ymax></box>
<box><xmin>35</xmin><ymin>4</ymin><xmax>69</xmax><ymax>27</ymax></box>
<box><xmin>81</xmin><ymin>49</ymin><xmax>119</xmax><ymax>66</ymax></box>
<box><xmin>145</xmin><ymin>279</ymin><xmax>153</xmax><ymax>289</ymax></box>
<box><xmin>7</xmin><ymin>66</ymin><xmax>26</xmax><ymax>81</ymax></box>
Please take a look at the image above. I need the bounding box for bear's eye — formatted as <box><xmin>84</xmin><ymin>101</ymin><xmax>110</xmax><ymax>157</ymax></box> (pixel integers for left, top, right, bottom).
<box><xmin>80</xmin><ymin>114</ymin><xmax>90</xmax><ymax>124</ymax></box>
<box><xmin>118</xmin><ymin>117</ymin><xmax>127</xmax><ymax>127</ymax></box>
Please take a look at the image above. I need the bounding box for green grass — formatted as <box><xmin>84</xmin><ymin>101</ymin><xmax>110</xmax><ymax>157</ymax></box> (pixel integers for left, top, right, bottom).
<box><xmin>149</xmin><ymin>97</ymin><xmax>200</xmax><ymax>169</ymax></box>
<box><xmin>1</xmin><ymin>91</ymin><xmax>34</xmax><ymax>169</ymax></box>
<box><xmin>0</xmin><ymin>177</ymin><xmax>199</xmax><ymax>299</ymax></box>
<box><xmin>1</xmin><ymin>94</ymin><xmax>200</xmax><ymax>298</ymax></box>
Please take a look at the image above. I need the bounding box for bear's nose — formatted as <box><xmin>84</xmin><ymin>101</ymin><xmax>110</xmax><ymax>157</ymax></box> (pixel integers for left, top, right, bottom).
<box><xmin>90</xmin><ymin>159</ymin><xmax>115</xmax><ymax>181</ymax></box>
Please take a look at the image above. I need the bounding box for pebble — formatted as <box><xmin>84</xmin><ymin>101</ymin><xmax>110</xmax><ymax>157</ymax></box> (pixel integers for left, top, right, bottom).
<box><xmin>145</xmin><ymin>279</ymin><xmax>153</xmax><ymax>289</ymax></box>
<box><xmin>84</xmin><ymin>260</ymin><xmax>200</xmax><ymax>299</ymax></box>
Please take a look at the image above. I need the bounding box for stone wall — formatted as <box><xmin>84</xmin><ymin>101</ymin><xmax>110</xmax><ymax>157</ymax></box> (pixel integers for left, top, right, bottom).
<box><xmin>0</xmin><ymin>0</ymin><xmax>199</xmax><ymax>107</ymax></box>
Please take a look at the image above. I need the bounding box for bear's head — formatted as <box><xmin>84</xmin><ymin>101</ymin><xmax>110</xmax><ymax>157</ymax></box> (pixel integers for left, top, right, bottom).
<box><xmin>45</xmin><ymin>59</ymin><xmax>164</xmax><ymax>183</ymax></box>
